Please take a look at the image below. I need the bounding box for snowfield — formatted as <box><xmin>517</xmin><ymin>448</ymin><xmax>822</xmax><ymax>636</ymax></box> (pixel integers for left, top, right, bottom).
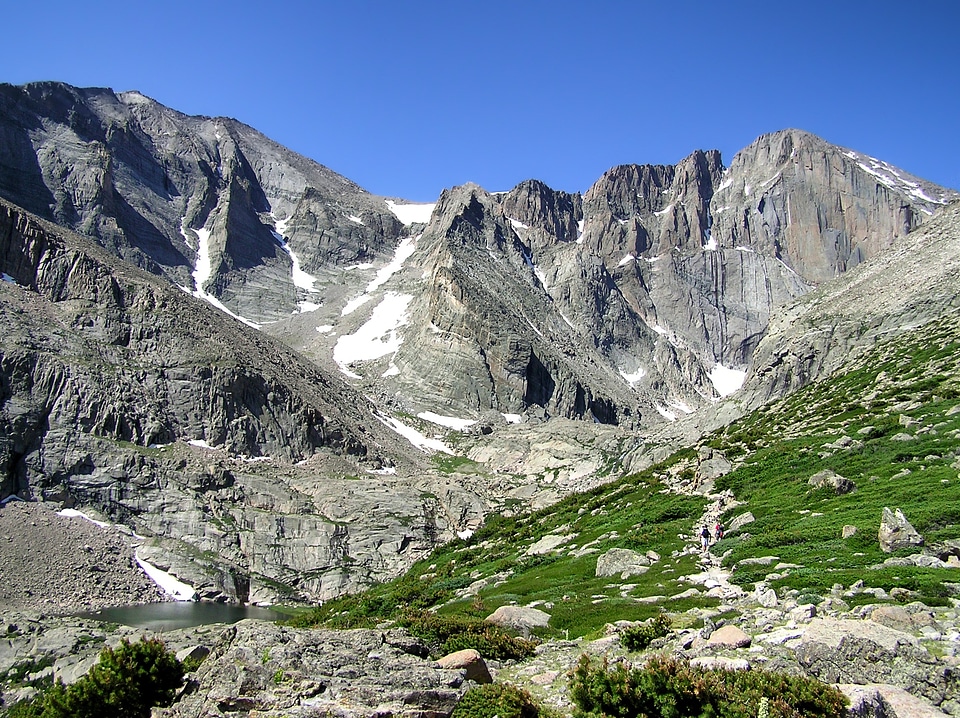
<box><xmin>334</xmin><ymin>293</ymin><xmax>412</xmax><ymax>378</ymax></box>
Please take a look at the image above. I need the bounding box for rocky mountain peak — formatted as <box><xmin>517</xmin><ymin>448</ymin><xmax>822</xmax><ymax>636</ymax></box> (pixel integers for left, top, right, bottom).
<box><xmin>499</xmin><ymin>179</ymin><xmax>583</xmax><ymax>249</ymax></box>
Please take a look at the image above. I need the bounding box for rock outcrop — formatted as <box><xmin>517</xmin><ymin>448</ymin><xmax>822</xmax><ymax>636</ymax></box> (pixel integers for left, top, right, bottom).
<box><xmin>879</xmin><ymin>507</ymin><xmax>925</xmax><ymax>553</ymax></box>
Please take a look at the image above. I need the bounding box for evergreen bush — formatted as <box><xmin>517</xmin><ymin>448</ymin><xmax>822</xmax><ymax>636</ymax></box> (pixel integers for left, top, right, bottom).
<box><xmin>569</xmin><ymin>654</ymin><xmax>847</xmax><ymax>718</ymax></box>
<box><xmin>452</xmin><ymin>682</ymin><xmax>560</xmax><ymax>718</ymax></box>
<box><xmin>7</xmin><ymin>637</ymin><xmax>184</xmax><ymax>718</ymax></box>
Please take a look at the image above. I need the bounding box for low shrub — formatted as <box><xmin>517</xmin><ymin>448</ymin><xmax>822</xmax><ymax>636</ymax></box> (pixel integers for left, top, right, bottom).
<box><xmin>397</xmin><ymin>611</ymin><xmax>537</xmax><ymax>661</ymax></box>
<box><xmin>452</xmin><ymin>682</ymin><xmax>561</xmax><ymax>718</ymax></box>
<box><xmin>569</xmin><ymin>654</ymin><xmax>847</xmax><ymax>718</ymax></box>
<box><xmin>9</xmin><ymin>637</ymin><xmax>184</xmax><ymax>718</ymax></box>
<box><xmin>621</xmin><ymin>612</ymin><xmax>671</xmax><ymax>652</ymax></box>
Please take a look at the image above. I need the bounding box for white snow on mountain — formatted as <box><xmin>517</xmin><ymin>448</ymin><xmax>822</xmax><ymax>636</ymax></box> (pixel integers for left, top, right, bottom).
<box><xmin>386</xmin><ymin>200</ymin><xmax>436</xmax><ymax>226</ymax></box>
<box><xmin>376</xmin><ymin>413</ymin><xmax>452</xmax><ymax>454</ymax></box>
<box><xmin>271</xmin><ymin>216</ymin><xmax>321</xmax><ymax>313</ymax></box>
<box><xmin>182</xmin><ymin>221</ymin><xmax>261</xmax><ymax>329</ymax></box>
<box><xmin>136</xmin><ymin>551</ymin><xmax>197</xmax><ymax>601</ymax></box>
<box><xmin>417</xmin><ymin>411</ymin><xmax>476</xmax><ymax>431</ymax></box>
<box><xmin>333</xmin><ymin>292</ymin><xmax>412</xmax><ymax>378</ymax></box>
<box><xmin>709</xmin><ymin>363</ymin><xmax>747</xmax><ymax>397</ymax></box>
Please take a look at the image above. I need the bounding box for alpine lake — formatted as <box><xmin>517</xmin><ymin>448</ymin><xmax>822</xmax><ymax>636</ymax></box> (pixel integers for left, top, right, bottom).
<box><xmin>76</xmin><ymin>601</ymin><xmax>284</xmax><ymax>630</ymax></box>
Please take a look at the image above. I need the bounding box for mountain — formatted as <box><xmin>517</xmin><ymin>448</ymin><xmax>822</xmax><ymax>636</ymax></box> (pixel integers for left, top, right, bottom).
<box><xmin>1</xmin><ymin>80</ymin><xmax>959</xmax><ymax>604</ymax></box>
<box><xmin>2</xmin><ymin>82</ymin><xmax>956</xmax><ymax>430</ymax></box>
<box><xmin>0</xmin><ymin>198</ymin><xmax>492</xmax><ymax>602</ymax></box>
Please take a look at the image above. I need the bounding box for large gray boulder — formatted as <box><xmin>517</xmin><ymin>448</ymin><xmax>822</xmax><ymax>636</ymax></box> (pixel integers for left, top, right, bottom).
<box><xmin>485</xmin><ymin>606</ymin><xmax>551</xmax><ymax>636</ymax></box>
<box><xmin>879</xmin><ymin>507</ymin><xmax>924</xmax><ymax>553</ymax></box>
<box><xmin>157</xmin><ymin>622</ymin><xmax>465</xmax><ymax>718</ymax></box>
<box><xmin>808</xmin><ymin>469</ymin><xmax>855</xmax><ymax>495</ymax></box>
<box><xmin>797</xmin><ymin>618</ymin><xmax>957</xmax><ymax>708</ymax></box>
<box><xmin>595</xmin><ymin>548</ymin><xmax>653</xmax><ymax>578</ymax></box>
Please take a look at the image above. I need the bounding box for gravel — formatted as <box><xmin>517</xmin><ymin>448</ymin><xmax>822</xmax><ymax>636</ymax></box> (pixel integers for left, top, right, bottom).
<box><xmin>0</xmin><ymin>501</ymin><xmax>166</xmax><ymax>614</ymax></box>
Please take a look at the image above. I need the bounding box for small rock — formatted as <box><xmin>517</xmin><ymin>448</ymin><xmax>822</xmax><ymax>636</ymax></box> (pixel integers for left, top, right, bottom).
<box><xmin>842</xmin><ymin>525</ymin><xmax>858</xmax><ymax>539</ymax></box>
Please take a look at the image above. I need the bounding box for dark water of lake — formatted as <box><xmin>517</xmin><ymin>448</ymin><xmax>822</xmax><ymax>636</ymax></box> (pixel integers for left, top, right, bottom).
<box><xmin>76</xmin><ymin>602</ymin><xmax>284</xmax><ymax>631</ymax></box>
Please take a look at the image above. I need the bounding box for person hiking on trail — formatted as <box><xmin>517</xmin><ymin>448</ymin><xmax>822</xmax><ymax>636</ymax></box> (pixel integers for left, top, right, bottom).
<box><xmin>714</xmin><ymin>522</ymin><xmax>724</xmax><ymax>543</ymax></box>
<box><xmin>699</xmin><ymin>526</ymin><xmax>710</xmax><ymax>552</ymax></box>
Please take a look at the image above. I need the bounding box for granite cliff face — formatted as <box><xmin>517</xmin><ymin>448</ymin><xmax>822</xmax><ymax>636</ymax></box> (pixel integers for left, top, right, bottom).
<box><xmin>0</xmin><ymin>199</ymin><xmax>491</xmax><ymax>602</ymax></box>
<box><xmin>0</xmin><ymin>82</ymin><xmax>405</xmax><ymax>324</ymax></box>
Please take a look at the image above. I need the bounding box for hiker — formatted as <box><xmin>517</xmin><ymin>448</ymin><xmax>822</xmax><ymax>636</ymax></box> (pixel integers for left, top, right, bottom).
<box><xmin>714</xmin><ymin>522</ymin><xmax>724</xmax><ymax>543</ymax></box>
<box><xmin>699</xmin><ymin>526</ymin><xmax>710</xmax><ymax>552</ymax></box>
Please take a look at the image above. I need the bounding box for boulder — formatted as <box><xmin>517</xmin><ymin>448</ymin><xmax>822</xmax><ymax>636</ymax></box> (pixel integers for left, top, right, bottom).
<box><xmin>878</xmin><ymin>508</ymin><xmax>924</xmax><ymax>553</ymax></box>
<box><xmin>157</xmin><ymin>622</ymin><xmax>465</xmax><ymax>718</ymax></box>
<box><xmin>728</xmin><ymin>512</ymin><xmax>755</xmax><ymax>532</ymax></box>
<box><xmin>797</xmin><ymin>618</ymin><xmax>957</xmax><ymax>707</ymax></box>
<box><xmin>525</xmin><ymin>534</ymin><xmax>574</xmax><ymax>556</ymax></box>
<box><xmin>698</xmin><ymin>455</ymin><xmax>733</xmax><ymax>481</ymax></box>
<box><xmin>595</xmin><ymin>548</ymin><xmax>652</xmax><ymax>578</ymax></box>
<box><xmin>436</xmin><ymin>649</ymin><xmax>492</xmax><ymax>684</ymax></box>
<box><xmin>841</xmin><ymin>683</ymin><xmax>952</xmax><ymax>718</ymax></box>
<box><xmin>706</xmin><ymin>625</ymin><xmax>751</xmax><ymax>648</ymax></box>
<box><xmin>485</xmin><ymin>606</ymin><xmax>551</xmax><ymax>636</ymax></box>
<box><xmin>843</xmin><ymin>525</ymin><xmax>858</xmax><ymax>539</ymax></box>
<box><xmin>808</xmin><ymin>469</ymin><xmax>855</xmax><ymax>494</ymax></box>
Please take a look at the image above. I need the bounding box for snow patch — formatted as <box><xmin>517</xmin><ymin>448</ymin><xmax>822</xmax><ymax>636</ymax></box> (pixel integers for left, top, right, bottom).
<box><xmin>709</xmin><ymin>364</ymin><xmax>747</xmax><ymax>397</ymax></box>
<box><xmin>576</xmin><ymin>220</ymin><xmax>585</xmax><ymax>244</ymax></box>
<box><xmin>56</xmin><ymin>508</ymin><xmax>110</xmax><ymax>528</ymax></box>
<box><xmin>704</xmin><ymin>232</ymin><xmax>718</xmax><ymax>251</ymax></box>
<box><xmin>502</xmin><ymin>413</ymin><xmax>523</xmax><ymax>424</ymax></box>
<box><xmin>619</xmin><ymin>367</ymin><xmax>646</xmax><ymax>384</ymax></box>
<box><xmin>735</xmin><ymin>246</ymin><xmax>755</xmax><ymax>253</ymax></box>
<box><xmin>382</xmin><ymin>362</ymin><xmax>400</xmax><ymax>377</ymax></box>
<box><xmin>617</xmin><ymin>254</ymin><xmax>635</xmax><ymax>267</ymax></box>
<box><xmin>367</xmin><ymin>234</ymin><xmax>418</xmax><ymax>294</ymax></box>
<box><xmin>368</xmin><ymin>466</ymin><xmax>397</xmax><ymax>475</ymax></box>
<box><xmin>656</xmin><ymin>405</ymin><xmax>677</xmax><ymax>421</ymax></box>
<box><xmin>341</xmin><ymin>294</ymin><xmax>373</xmax><ymax>317</ymax></box>
<box><xmin>668</xmin><ymin>400</ymin><xmax>694</xmax><ymax>415</ymax></box>
<box><xmin>316</xmin><ymin>325</ymin><xmax>334</xmax><ymax>334</ymax></box>
<box><xmin>417</xmin><ymin>411</ymin><xmax>476</xmax><ymax>431</ymax></box>
<box><xmin>348</xmin><ymin>214</ymin><xmax>365</xmax><ymax>225</ymax></box>
<box><xmin>509</xmin><ymin>218</ymin><xmax>529</xmax><ymax>230</ymax></box>
<box><xmin>717</xmin><ymin>177</ymin><xmax>733</xmax><ymax>192</ymax></box>
<box><xmin>1</xmin><ymin>273</ymin><xmax>15</xmax><ymax>283</ymax></box>
<box><xmin>136</xmin><ymin>551</ymin><xmax>197</xmax><ymax>601</ymax></box>
<box><xmin>457</xmin><ymin>529</ymin><xmax>475</xmax><ymax>540</ymax></box>
<box><xmin>188</xmin><ymin>439</ymin><xmax>215</xmax><ymax>449</ymax></box>
<box><xmin>270</xmin><ymin>214</ymin><xmax>320</xmax><ymax>313</ymax></box>
<box><xmin>182</xmin><ymin>221</ymin><xmax>261</xmax><ymax>329</ymax></box>
<box><xmin>376</xmin><ymin>413</ymin><xmax>452</xmax><ymax>454</ymax></box>
<box><xmin>654</xmin><ymin>204</ymin><xmax>674</xmax><ymax>217</ymax></box>
<box><xmin>333</xmin><ymin>292</ymin><xmax>412</xmax><ymax>378</ymax></box>
<box><xmin>386</xmin><ymin>200</ymin><xmax>436</xmax><ymax>226</ymax></box>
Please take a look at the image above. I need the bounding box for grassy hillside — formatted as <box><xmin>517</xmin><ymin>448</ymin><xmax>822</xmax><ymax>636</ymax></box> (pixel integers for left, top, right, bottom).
<box><xmin>295</xmin><ymin>312</ymin><xmax>960</xmax><ymax>635</ymax></box>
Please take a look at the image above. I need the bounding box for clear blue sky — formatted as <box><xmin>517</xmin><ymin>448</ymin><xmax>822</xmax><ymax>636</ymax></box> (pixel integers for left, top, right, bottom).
<box><xmin>4</xmin><ymin>0</ymin><xmax>958</xmax><ymax>201</ymax></box>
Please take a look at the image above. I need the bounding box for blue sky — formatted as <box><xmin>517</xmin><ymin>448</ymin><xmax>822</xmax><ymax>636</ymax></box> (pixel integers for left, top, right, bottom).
<box><xmin>4</xmin><ymin>0</ymin><xmax>958</xmax><ymax>201</ymax></box>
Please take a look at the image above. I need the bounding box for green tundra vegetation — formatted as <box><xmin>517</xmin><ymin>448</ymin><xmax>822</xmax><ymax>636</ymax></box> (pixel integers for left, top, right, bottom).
<box><xmin>291</xmin><ymin>313</ymin><xmax>960</xmax><ymax>717</ymax></box>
